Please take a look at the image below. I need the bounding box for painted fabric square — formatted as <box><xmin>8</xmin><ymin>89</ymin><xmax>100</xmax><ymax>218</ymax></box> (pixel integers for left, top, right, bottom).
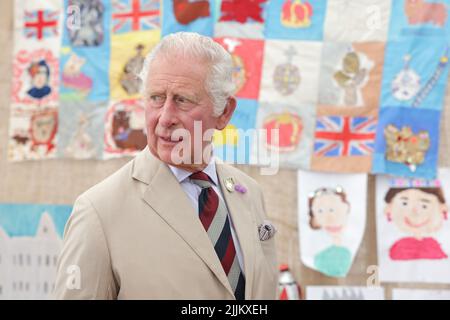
<box><xmin>372</xmin><ymin>107</ymin><xmax>441</xmax><ymax>179</ymax></box>
<box><xmin>11</xmin><ymin>48</ymin><xmax>60</xmax><ymax>106</ymax></box>
<box><xmin>311</xmin><ymin>109</ymin><xmax>378</xmax><ymax>172</ymax></box>
<box><xmin>376</xmin><ymin>169</ymin><xmax>450</xmax><ymax>283</ymax></box>
<box><xmin>103</xmin><ymin>99</ymin><xmax>147</xmax><ymax>159</ymax></box>
<box><xmin>323</xmin><ymin>0</ymin><xmax>392</xmax><ymax>42</ymax></box>
<box><xmin>259</xmin><ymin>39</ymin><xmax>322</xmax><ymax>106</ymax></box>
<box><xmin>298</xmin><ymin>170</ymin><xmax>367</xmax><ymax>278</ymax></box>
<box><xmin>161</xmin><ymin>0</ymin><xmax>214</xmax><ymax>36</ymax></box>
<box><xmin>215</xmin><ymin>37</ymin><xmax>264</xmax><ymax>100</ymax></box>
<box><xmin>251</xmin><ymin>102</ymin><xmax>315</xmax><ymax>169</ymax></box>
<box><xmin>57</xmin><ymin>101</ymin><xmax>108</xmax><ymax>159</ymax></box>
<box><xmin>388</xmin><ymin>0</ymin><xmax>450</xmax><ymax>41</ymax></box>
<box><xmin>60</xmin><ymin>0</ymin><xmax>111</xmax><ymax>102</ymax></box>
<box><xmin>65</xmin><ymin>0</ymin><xmax>107</xmax><ymax>47</ymax></box>
<box><xmin>8</xmin><ymin>104</ymin><xmax>59</xmax><ymax>161</ymax></box>
<box><xmin>318</xmin><ymin>42</ymin><xmax>385</xmax><ymax>109</ymax></box>
<box><xmin>214</xmin><ymin>0</ymin><xmax>268</xmax><ymax>38</ymax></box>
<box><xmin>14</xmin><ymin>0</ymin><xmax>63</xmax><ymax>46</ymax></box>
<box><xmin>213</xmin><ymin>98</ymin><xmax>258</xmax><ymax>164</ymax></box>
<box><xmin>110</xmin><ymin>30</ymin><xmax>160</xmax><ymax>100</ymax></box>
<box><xmin>111</xmin><ymin>0</ymin><xmax>160</xmax><ymax>34</ymax></box>
<box><xmin>264</xmin><ymin>0</ymin><xmax>327</xmax><ymax>41</ymax></box>
<box><xmin>380</xmin><ymin>40</ymin><xmax>449</xmax><ymax>110</ymax></box>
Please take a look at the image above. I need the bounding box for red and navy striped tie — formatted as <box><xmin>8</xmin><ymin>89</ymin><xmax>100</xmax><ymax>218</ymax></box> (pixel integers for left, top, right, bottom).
<box><xmin>190</xmin><ymin>171</ymin><xmax>245</xmax><ymax>300</ymax></box>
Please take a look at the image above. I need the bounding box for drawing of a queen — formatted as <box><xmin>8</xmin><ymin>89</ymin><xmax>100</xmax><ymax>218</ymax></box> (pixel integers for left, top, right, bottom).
<box><xmin>308</xmin><ymin>186</ymin><xmax>352</xmax><ymax>277</ymax></box>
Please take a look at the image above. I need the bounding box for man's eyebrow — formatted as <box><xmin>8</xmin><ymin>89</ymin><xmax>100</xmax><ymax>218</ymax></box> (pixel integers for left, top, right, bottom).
<box><xmin>174</xmin><ymin>92</ymin><xmax>199</xmax><ymax>101</ymax></box>
<box><xmin>419</xmin><ymin>198</ymin><xmax>431</xmax><ymax>203</ymax></box>
<box><xmin>399</xmin><ymin>196</ymin><xmax>409</xmax><ymax>200</ymax></box>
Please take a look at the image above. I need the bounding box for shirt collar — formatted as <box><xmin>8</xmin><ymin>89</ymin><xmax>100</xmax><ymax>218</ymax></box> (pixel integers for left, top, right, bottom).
<box><xmin>168</xmin><ymin>157</ymin><xmax>218</xmax><ymax>186</ymax></box>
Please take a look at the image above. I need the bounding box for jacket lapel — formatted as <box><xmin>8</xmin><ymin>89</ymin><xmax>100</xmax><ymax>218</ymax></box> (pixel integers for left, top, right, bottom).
<box><xmin>132</xmin><ymin>148</ymin><xmax>235</xmax><ymax>298</ymax></box>
<box><xmin>216</xmin><ymin>163</ymin><xmax>257</xmax><ymax>300</ymax></box>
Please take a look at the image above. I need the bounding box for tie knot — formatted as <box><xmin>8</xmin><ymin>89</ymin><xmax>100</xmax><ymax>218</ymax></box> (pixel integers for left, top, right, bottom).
<box><xmin>189</xmin><ymin>171</ymin><xmax>213</xmax><ymax>188</ymax></box>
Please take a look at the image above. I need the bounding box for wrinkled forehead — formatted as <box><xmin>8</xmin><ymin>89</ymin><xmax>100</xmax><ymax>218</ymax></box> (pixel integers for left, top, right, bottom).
<box><xmin>147</xmin><ymin>54</ymin><xmax>210</xmax><ymax>90</ymax></box>
<box><xmin>151</xmin><ymin>49</ymin><xmax>210</xmax><ymax>70</ymax></box>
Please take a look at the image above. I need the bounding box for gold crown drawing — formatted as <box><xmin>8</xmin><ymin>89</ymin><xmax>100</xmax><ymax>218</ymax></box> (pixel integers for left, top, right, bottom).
<box><xmin>384</xmin><ymin>124</ymin><xmax>430</xmax><ymax>171</ymax></box>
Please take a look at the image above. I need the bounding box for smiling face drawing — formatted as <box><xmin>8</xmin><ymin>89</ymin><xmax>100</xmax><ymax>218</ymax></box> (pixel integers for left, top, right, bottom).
<box><xmin>385</xmin><ymin>188</ymin><xmax>447</xmax><ymax>239</ymax></box>
<box><xmin>309</xmin><ymin>187</ymin><xmax>351</xmax><ymax>245</ymax></box>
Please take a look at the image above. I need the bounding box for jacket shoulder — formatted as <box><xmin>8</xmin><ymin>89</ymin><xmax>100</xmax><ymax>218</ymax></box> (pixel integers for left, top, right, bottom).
<box><xmin>77</xmin><ymin>159</ymin><xmax>136</xmax><ymax>210</ymax></box>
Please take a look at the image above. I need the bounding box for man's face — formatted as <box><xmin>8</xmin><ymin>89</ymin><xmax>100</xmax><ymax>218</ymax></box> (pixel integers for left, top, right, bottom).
<box><xmin>144</xmin><ymin>54</ymin><xmax>235</xmax><ymax>171</ymax></box>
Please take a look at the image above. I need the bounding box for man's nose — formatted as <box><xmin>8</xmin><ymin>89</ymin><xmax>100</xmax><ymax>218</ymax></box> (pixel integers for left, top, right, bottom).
<box><xmin>158</xmin><ymin>98</ymin><xmax>178</xmax><ymax>128</ymax></box>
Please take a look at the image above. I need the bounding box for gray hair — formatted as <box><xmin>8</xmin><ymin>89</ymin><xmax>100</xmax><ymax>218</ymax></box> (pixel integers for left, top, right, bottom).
<box><xmin>139</xmin><ymin>32</ymin><xmax>236</xmax><ymax>116</ymax></box>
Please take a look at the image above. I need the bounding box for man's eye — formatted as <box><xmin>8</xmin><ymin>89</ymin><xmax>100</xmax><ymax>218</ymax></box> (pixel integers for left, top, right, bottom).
<box><xmin>149</xmin><ymin>95</ymin><xmax>165</xmax><ymax>105</ymax></box>
<box><xmin>402</xmin><ymin>201</ymin><xmax>408</xmax><ymax>206</ymax></box>
<box><xmin>176</xmin><ymin>96</ymin><xmax>189</xmax><ymax>104</ymax></box>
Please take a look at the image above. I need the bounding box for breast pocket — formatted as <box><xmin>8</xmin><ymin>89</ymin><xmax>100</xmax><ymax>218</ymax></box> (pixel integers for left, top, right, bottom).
<box><xmin>256</xmin><ymin>222</ymin><xmax>278</xmax><ymax>274</ymax></box>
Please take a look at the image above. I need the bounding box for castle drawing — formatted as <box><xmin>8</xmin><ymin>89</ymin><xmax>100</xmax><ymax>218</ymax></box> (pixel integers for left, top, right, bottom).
<box><xmin>0</xmin><ymin>212</ymin><xmax>63</xmax><ymax>299</ymax></box>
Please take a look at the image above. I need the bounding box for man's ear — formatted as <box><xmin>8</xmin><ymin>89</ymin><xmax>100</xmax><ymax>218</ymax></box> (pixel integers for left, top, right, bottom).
<box><xmin>215</xmin><ymin>97</ymin><xmax>237</xmax><ymax>130</ymax></box>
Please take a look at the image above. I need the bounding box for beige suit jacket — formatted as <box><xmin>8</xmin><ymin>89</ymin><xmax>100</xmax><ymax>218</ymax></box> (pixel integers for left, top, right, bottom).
<box><xmin>54</xmin><ymin>148</ymin><xmax>278</xmax><ymax>299</ymax></box>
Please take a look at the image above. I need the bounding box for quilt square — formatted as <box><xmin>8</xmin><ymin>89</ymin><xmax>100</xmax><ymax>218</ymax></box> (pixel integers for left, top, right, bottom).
<box><xmin>318</xmin><ymin>41</ymin><xmax>385</xmax><ymax>109</ymax></box>
<box><xmin>259</xmin><ymin>39</ymin><xmax>322</xmax><ymax>106</ymax></box>
<box><xmin>372</xmin><ymin>107</ymin><xmax>441</xmax><ymax>179</ymax></box>
<box><xmin>380</xmin><ymin>39</ymin><xmax>449</xmax><ymax>110</ymax></box>
<box><xmin>161</xmin><ymin>0</ymin><xmax>214</xmax><ymax>36</ymax></box>
<box><xmin>264</xmin><ymin>0</ymin><xmax>327</xmax><ymax>41</ymax></box>
<box><xmin>215</xmin><ymin>37</ymin><xmax>264</xmax><ymax>100</ymax></box>
<box><xmin>323</xmin><ymin>0</ymin><xmax>392</xmax><ymax>42</ymax></box>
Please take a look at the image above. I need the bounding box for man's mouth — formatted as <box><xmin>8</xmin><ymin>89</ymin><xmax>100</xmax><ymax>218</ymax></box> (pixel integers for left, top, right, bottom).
<box><xmin>159</xmin><ymin>135</ymin><xmax>183</xmax><ymax>143</ymax></box>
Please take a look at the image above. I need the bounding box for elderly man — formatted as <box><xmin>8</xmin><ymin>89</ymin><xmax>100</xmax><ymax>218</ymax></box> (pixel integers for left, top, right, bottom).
<box><xmin>54</xmin><ymin>32</ymin><xmax>277</xmax><ymax>300</ymax></box>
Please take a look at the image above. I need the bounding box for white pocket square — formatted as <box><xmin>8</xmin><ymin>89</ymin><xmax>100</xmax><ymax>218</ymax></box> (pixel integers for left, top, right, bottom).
<box><xmin>258</xmin><ymin>220</ymin><xmax>277</xmax><ymax>241</ymax></box>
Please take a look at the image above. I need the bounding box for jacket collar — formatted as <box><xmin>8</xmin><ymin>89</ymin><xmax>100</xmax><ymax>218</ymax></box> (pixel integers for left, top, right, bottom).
<box><xmin>131</xmin><ymin>147</ymin><xmax>256</xmax><ymax>299</ymax></box>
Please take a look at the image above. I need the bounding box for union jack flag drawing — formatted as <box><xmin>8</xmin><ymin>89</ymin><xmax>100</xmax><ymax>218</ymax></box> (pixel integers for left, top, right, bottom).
<box><xmin>24</xmin><ymin>10</ymin><xmax>59</xmax><ymax>40</ymax></box>
<box><xmin>314</xmin><ymin>116</ymin><xmax>377</xmax><ymax>157</ymax></box>
<box><xmin>112</xmin><ymin>0</ymin><xmax>160</xmax><ymax>34</ymax></box>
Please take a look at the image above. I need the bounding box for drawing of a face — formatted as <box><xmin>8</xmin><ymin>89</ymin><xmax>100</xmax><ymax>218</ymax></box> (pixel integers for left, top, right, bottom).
<box><xmin>32</xmin><ymin>66</ymin><xmax>48</xmax><ymax>88</ymax></box>
<box><xmin>63</xmin><ymin>53</ymin><xmax>86</xmax><ymax>76</ymax></box>
<box><xmin>29</xmin><ymin>62</ymin><xmax>49</xmax><ymax>89</ymax></box>
<box><xmin>309</xmin><ymin>188</ymin><xmax>351</xmax><ymax>239</ymax></box>
<box><xmin>385</xmin><ymin>188</ymin><xmax>447</xmax><ymax>238</ymax></box>
<box><xmin>31</xmin><ymin>112</ymin><xmax>57</xmax><ymax>144</ymax></box>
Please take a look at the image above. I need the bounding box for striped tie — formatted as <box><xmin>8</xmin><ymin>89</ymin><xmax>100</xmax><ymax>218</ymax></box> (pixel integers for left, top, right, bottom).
<box><xmin>190</xmin><ymin>171</ymin><xmax>245</xmax><ymax>300</ymax></box>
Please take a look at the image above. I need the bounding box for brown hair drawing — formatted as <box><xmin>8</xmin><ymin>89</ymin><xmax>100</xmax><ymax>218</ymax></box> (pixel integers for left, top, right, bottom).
<box><xmin>384</xmin><ymin>187</ymin><xmax>446</xmax><ymax>205</ymax></box>
<box><xmin>308</xmin><ymin>186</ymin><xmax>350</xmax><ymax>230</ymax></box>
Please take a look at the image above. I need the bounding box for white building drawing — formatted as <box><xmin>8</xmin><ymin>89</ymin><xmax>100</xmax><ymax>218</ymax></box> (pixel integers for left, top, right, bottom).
<box><xmin>0</xmin><ymin>212</ymin><xmax>62</xmax><ymax>299</ymax></box>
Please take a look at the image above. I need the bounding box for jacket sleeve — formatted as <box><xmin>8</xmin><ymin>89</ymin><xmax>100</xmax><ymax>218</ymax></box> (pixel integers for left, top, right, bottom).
<box><xmin>53</xmin><ymin>194</ymin><xmax>117</xmax><ymax>299</ymax></box>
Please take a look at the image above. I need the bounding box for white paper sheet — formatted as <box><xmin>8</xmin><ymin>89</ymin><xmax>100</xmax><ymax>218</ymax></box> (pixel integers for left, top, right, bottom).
<box><xmin>376</xmin><ymin>168</ymin><xmax>450</xmax><ymax>283</ymax></box>
<box><xmin>298</xmin><ymin>170</ymin><xmax>367</xmax><ymax>278</ymax></box>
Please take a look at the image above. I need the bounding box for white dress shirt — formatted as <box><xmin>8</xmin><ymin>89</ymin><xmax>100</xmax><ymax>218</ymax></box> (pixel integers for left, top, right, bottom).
<box><xmin>168</xmin><ymin>159</ymin><xmax>245</xmax><ymax>275</ymax></box>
